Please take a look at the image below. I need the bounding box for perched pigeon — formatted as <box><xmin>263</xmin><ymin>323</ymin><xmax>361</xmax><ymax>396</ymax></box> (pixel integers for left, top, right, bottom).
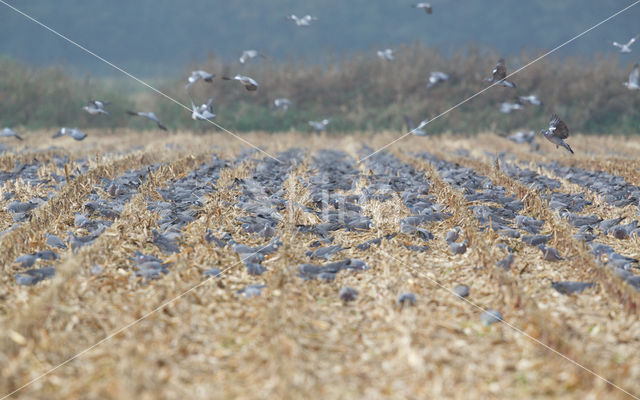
<box><xmin>480</xmin><ymin>309</ymin><xmax>502</xmax><ymax>325</ymax></box>
<box><xmin>1</xmin><ymin>127</ymin><xmax>23</xmax><ymax>140</ymax></box>
<box><xmin>454</xmin><ymin>284</ymin><xmax>470</xmax><ymax>298</ymax></box>
<box><xmin>444</xmin><ymin>227</ymin><xmax>461</xmax><ymax>243</ymax></box>
<box><xmin>484</xmin><ymin>58</ymin><xmax>516</xmax><ymax>88</ymax></box>
<box><xmin>551</xmin><ymin>281</ymin><xmax>595</xmax><ymax>295</ymax></box>
<box><xmin>309</xmin><ymin>119</ymin><xmax>330</xmax><ymax>132</ymax></box>
<box><xmin>286</xmin><ymin>14</ymin><xmax>318</xmax><ymax>26</ymax></box>
<box><xmin>397</xmin><ymin>293</ymin><xmax>416</xmax><ymax>307</ymax></box>
<box><xmin>538</xmin><ymin>244</ymin><xmax>564</xmax><ymax>262</ymax></box>
<box><xmin>274</xmin><ymin>98</ymin><xmax>292</xmax><ymax>112</ymax></box>
<box><xmin>185</xmin><ymin>70</ymin><xmax>215</xmax><ymax>89</ymax></box>
<box><xmin>541</xmin><ymin>114</ymin><xmax>573</xmax><ymax>154</ymax></box>
<box><xmin>339</xmin><ymin>286</ymin><xmax>358</xmax><ymax>302</ymax></box>
<box><xmin>45</xmin><ymin>233</ymin><xmax>67</xmax><ymax>249</ymax></box>
<box><xmin>239</xmin><ymin>50</ymin><xmax>265</xmax><ymax>64</ymax></box>
<box><xmin>52</xmin><ymin>127</ymin><xmax>87</xmax><ymax>141</ymax></box>
<box><xmin>222</xmin><ymin>74</ymin><xmax>259</xmax><ymax>91</ymax></box>
<box><xmin>623</xmin><ymin>63</ymin><xmax>639</xmax><ymax>90</ymax></box>
<box><xmin>126</xmin><ymin>111</ymin><xmax>168</xmax><ymax>131</ymax></box>
<box><xmin>404</xmin><ymin>115</ymin><xmax>429</xmax><ymax>136</ymax></box>
<box><xmin>426</xmin><ymin>71</ymin><xmax>449</xmax><ymax>89</ymax></box>
<box><xmin>449</xmin><ymin>240</ymin><xmax>467</xmax><ymax>255</ymax></box>
<box><xmin>613</xmin><ymin>35</ymin><xmax>639</xmax><ymax>53</ymax></box>
<box><xmin>376</xmin><ymin>48</ymin><xmax>394</xmax><ymax>61</ymax></box>
<box><xmin>412</xmin><ymin>3</ymin><xmax>433</xmax><ymax>14</ymax></box>
<box><xmin>496</xmin><ymin>254</ymin><xmax>514</xmax><ymax>270</ymax></box>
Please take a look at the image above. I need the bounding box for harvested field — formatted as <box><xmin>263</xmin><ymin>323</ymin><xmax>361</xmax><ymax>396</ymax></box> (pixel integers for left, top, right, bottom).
<box><xmin>1</xmin><ymin>130</ymin><xmax>640</xmax><ymax>399</ymax></box>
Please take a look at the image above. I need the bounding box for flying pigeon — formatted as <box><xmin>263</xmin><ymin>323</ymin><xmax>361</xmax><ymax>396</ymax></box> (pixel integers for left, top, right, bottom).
<box><xmin>404</xmin><ymin>115</ymin><xmax>429</xmax><ymax>136</ymax></box>
<box><xmin>0</xmin><ymin>127</ymin><xmax>22</xmax><ymax>140</ymax></box>
<box><xmin>52</xmin><ymin>127</ymin><xmax>87</xmax><ymax>141</ymax></box>
<box><xmin>412</xmin><ymin>3</ymin><xmax>433</xmax><ymax>14</ymax></box>
<box><xmin>519</xmin><ymin>94</ymin><xmax>542</xmax><ymax>106</ymax></box>
<box><xmin>126</xmin><ymin>111</ymin><xmax>168</xmax><ymax>131</ymax></box>
<box><xmin>426</xmin><ymin>71</ymin><xmax>450</xmax><ymax>89</ymax></box>
<box><xmin>190</xmin><ymin>97</ymin><xmax>216</xmax><ymax>121</ymax></box>
<box><xmin>274</xmin><ymin>98</ymin><xmax>292</xmax><ymax>112</ymax></box>
<box><xmin>507</xmin><ymin>130</ymin><xmax>535</xmax><ymax>144</ymax></box>
<box><xmin>613</xmin><ymin>35</ymin><xmax>639</xmax><ymax>53</ymax></box>
<box><xmin>624</xmin><ymin>63</ymin><xmax>639</xmax><ymax>90</ymax></box>
<box><xmin>540</xmin><ymin>114</ymin><xmax>573</xmax><ymax>154</ymax></box>
<box><xmin>222</xmin><ymin>74</ymin><xmax>259</xmax><ymax>91</ymax></box>
<box><xmin>499</xmin><ymin>102</ymin><xmax>523</xmax><ymax>114</ymax></box>
<box><xmin>185</xmin><ymin>70</ymin><xmax>215</xmax><ymax>89</ymax></box>
<box><xmin>484</xmin><ymin>58</ymin><xmax>516</xmax><ymax>88</ymax></box>
<box><xmin>239</xmin><ymin>50</ymin><xmax>265</xmax><ymax>64</ymax></box>
<box><xmin>308</xmin><ymin>119</ymin><xmax>330</xmax><ymax>132</ymax></box>
<box><xmin>82</xmin><ymin>99</ymin><xmax>109</xmax><ymax>115</ymax></box>
<box><xmin>377</xmin><ymin>49</ymin><xmax>394</xmax><ymax>61</ymax></box>
<box><xmin>286</xmin><ymin>14</ymin><xmax>318</xmax><ymax>26</ymax></box>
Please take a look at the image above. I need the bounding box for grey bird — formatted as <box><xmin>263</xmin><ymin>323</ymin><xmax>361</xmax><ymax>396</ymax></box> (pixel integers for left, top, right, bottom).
<box><xmin>126</xmin><ymin>111</ymin><xmax>168</xmax><ymax>131</ymax></box>
<box><xmin>222</xmin><ymin>74</ymin><xmax>259</xmax><ymax>91</ymax></box>
<box><xmin>507</xmin><ymin>130</ymin><xmax>535</xmax><ymax>144</ymax></box>
<box><xmin>0</xmin><ymin>127</ymin><xmax>22</xmax><ymax>140</ymax></box>
<box><xmin>309</xmin><ymin>119</ymin><xmax>330</xmax><ymax>132</ymax></box>
<box><xmin>496</xmin><ymin>253</ymin><xmax>514</xmax><ymax>270</ymax></box>
<box><xmin>404</xmin><ymin>115</ymin><xmax>429</xmax><ymax>136</ymax></box>
<box><xmin>551</xmin><ymin>281</ymin><xmax>595</xmax><ymax>295</ymax></box>
<box><xmin>397</xmin><ymin>292</ymin><xmax>416</xmax><ymax>307</ymax></box>
<box><xmin>538</xmin><ymin>244</ymin><xmax>564</xmax><ymax>262</ymax></box>
<box><xmin>623</xmin><ymin>63</ymin><xmax>639</xmax><ymax>90</ymax></box>
<box><xmin>286</xmin><ymin>14</ymin><xmax>318</xmax><ymax>27</ymax></box>
<box><xmin>499</xmin><ymin>101</ymin><xmax>523</xmax><ymax>114</ymax></box>
<box><xmin>444</xmin><ymin>227</ymin><xmax>461</xmax><ymax>243</ymax></box>
<box><xmin>46</xmin><ymin>233</ymin><xmax>67</xmax><ymax>249</ymax></box>
<box><xmin>82</xmin><ymin>99</ymin><xmax>109</xmax><ymax>115</ymax></box>
<box><xmin>239</xmin><ymin>50</ymin><xmax>265</xmax><ymax>64</ymax></box>
<box><xmin>613</xmin><ymin>35</ymin><xmax>639</xmax><ymax>53</ymax></box>
<box><xmin>454</xmin><ymin>284</ymin><xmax>470</xmax><ymax>298</ymax></box>
<box><xmin>52</xmin><ymin>127</ymin><xmax>87</xmax><ymax>141</ymax></box>
<box><xmin>541</xmin><ymin>114</ymin><xmax>573</xmax><ymax>154</ymax></box>
<box><xmin>608</xmin><ymin>220</ymin><xmax>638</xmax><ymax>239</ymax></box>
<box><xmin>426</xmin><ymin>71</ymin><xmax>449</xmax><ymax>89</ymax></box>
<box><xmin>190</xmin><ymin>98</ymin><xmax>216</xmax><ymax>121</ymax></box>
<box><xmin>519</xmin><ymin>94</ymin><xmax>542</xmax><ymax>106</ymax></box>
<box><xmin>339</xmin><ymin>286</ymin><xmax>358</xmax><ymax>302</ymax></box>
<box><xmin>274</xmin><ymin>98</ymin><xmax>292</xmax><ymax>112</ymax></box>
<box><xmin>484</xmin><ymin>58</ymin><xmax>516</xmax><ymax>88</ymax></box>
<box><xmin>412</xmin><ymin>3</ymin><xmax>433</xmax><ymax>14</ymax></box>
<box><xmin>598</xmin><ymin>217</ymin><xmax>624</xmax><ymax>231</ymax></box>
<box><xmin>185</xmin><ymin>70</ymin><xmax>215</xmax><ymax>89</ymax></box>
<box><xmin>480</xmin><ymin>310</ymin><xmax>502</xmax><ymax>325</ymax></box>
<box><xmin>449</xmin><ymin>239</ymin><xmax>467</xmax><ymax>255</ymax></box>
<box><xmin>376</xmin><ymin>48</ymin><xmax>394</xmax><ymax>61</ymax></box>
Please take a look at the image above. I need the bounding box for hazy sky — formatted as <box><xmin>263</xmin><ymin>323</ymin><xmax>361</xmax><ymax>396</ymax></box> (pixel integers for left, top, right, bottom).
<box><xmin>1</xmin><ymin>0</ymin><xmax>638</xmax><ymax>76</ymax></box>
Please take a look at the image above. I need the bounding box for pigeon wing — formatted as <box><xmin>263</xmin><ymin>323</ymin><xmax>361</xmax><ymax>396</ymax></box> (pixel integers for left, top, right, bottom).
<box><xmin>630</xmin><ymin>63</ymin><xmax>639</xmax><ymax>85</ymax></box>
<box><xmin>492</xmin><ymin>61</ymin><xmax>507</xmax><ymax>81</ymax></box>
<box><xmin>550</xmin><ymin>115</ymin><xmax>570</xmax><ymax>139</ymax></box>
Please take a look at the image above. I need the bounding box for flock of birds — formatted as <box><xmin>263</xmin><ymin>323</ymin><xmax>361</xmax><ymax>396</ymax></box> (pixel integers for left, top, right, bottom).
<box><xmin>0</xmin><ymin>5</ymin><xmax>638</xmax><ymax>156</ymax></box>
